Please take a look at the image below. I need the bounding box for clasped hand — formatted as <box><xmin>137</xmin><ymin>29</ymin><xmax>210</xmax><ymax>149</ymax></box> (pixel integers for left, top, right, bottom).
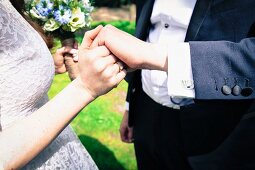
<box><xmin>68</xmin><ymin>24</ymin><xmax>168</xmax><ymax>99</ymax></box>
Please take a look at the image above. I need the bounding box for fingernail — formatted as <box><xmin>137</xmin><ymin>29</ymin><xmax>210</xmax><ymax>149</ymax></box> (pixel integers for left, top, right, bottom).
<box><xmin>70</xmin><ymin>49</ymin><xmax>78</xmax><ymax>53</ymax></box>
<box><xmin>73</xmin><ymin>56</ymin><xmax>79</xmax><ymax>61</ymax></box>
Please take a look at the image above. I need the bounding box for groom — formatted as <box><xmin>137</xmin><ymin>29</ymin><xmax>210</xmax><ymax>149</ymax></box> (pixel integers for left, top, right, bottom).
<box><xmin>121</xmin><ymin>1</ymin><xmax>255</xmax><ymax>169</ymax></box>
<box><xmin>81</xmin><ymin>0</ymin><xmax>255</xmax><ymax>169</ymax></box>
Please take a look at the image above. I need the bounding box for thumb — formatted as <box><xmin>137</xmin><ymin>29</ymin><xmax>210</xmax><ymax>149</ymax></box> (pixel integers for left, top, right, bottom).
<box><xmin>80</xmin><ymin>25</ymin><xmax>103</xmax><ymax>50</ymax></box>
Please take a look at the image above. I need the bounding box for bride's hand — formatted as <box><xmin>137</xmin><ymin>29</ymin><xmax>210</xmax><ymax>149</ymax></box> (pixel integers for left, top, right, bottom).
<box><xmin>53</xmin><ymin>46</ymin><xmax>78</xmax><ymax>74</ymax></box>
<box><xmin>77</xmin><ymin>25</ymin><xmax>127</xmax><ymax>99</ymax></box>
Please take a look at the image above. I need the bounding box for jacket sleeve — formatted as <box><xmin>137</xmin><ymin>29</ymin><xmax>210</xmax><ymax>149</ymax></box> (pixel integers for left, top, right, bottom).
<box><xmin>190</xmin><ymin>37</ymin><xmax>255</xmax><ymax>99</ymax></box>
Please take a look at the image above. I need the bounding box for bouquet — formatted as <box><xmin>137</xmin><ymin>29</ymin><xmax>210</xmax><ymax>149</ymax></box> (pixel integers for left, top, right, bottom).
<box><xmin>26</xmin><ymin>0</ymin><xmax>93</xmax><ymax>80</ymax></box>
<box><xmin>27</xmin><ymin>0</ymin><xmax>93</xmax><ymax>34</ymax></box>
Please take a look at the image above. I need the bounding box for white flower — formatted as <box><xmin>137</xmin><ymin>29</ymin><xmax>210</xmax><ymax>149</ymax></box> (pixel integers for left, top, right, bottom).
<box><xmin>67</xmin><ymin>8</ymin><xmax>86</xmax><ymax>32</ymax></box>
<box><xmin>82</xmin><ymin>0</ymin><xmax>90</xmax><ymax>5</ymax></box>
<box><xmin>43</xmin><ymin>18</ymin><xmax>61</xmax><ymax>31</ymax></box>
<box><xmin>82</xmin><ymin>0</ymin><xmax>93</xmax><ymax>12</ymax></box>
<box><xmin>29</xmin><ymin>7</ymin><xmax>47</xmax><ymax>21</ymax></box>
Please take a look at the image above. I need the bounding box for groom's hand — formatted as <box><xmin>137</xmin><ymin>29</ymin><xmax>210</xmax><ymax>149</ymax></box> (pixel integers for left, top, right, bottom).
<box><xmin>90</xmin><ymin>24</ymin><xmax>168</xmax><ymax>72</ymax></box>
<box><xmin>119</xmin><ymin>110</ymin><xmax>134</xmax><ymax>143</ymax></box>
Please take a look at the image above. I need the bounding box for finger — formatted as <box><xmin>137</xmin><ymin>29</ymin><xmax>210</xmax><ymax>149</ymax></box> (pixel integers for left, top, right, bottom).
<box><xmin>54</xmin><ymin>48</ymin><xmax>66</xmax><ymax>65</ymax></box>
<box><xmin>128</xmin><ymin>127</ymin><xmax>134</xmax><ymax>143</ymax></box>
<box><xmin>97</xmin><ymin>24</ymin><xmax>125</xmax><ymax>46</ymax></box>
<box><xmin>55</xmin><ymin>47</ymin><xmax>66</xmax><ymax>55</ymax></box>
<box><xmin>90</xmin><ymin>36</ymin><xmax>100</xmax><ymax>48</ymax></box>
<box><xmin>90</xmin><ymin>26</ymin><xmax>108</xmax><ymax>48</ymax></box>
<box><xmin>115</xmin><ymin>69</ymin><xmax>127</xmax><ymax>85</ymax></box>
<box><xmin>101</xmin><ymin>62</ymin><xmax>119</xmax><ymax>80</ymax></box>
<box><xmin>56</xmin><ymin>47</ymin><xmax>74</xmax><ymax>58</ymax></box>
<box><xmin>90</xmin><ymin>24</ymin><xmax>121</xmax><ymax>48</ymax></box>
<box><xmin>120</xmin><ymin>128</ymin><xmax>129</xmax><ymax>143</ymax></box>
<box><xmin>69</xmin><ymin>49</ymin><xmax>78</xmax><ymax>55</ymax></box>
<box><xmin>74</xmin><ymin>41</ymin><xmax>79</xmax><ymax>49</ymax></box>
<box><xmin>55</xmin><ymin>64</ymin><xmax>67</xmax><ymax>74</ymax></box>
<box><xmin>120</xmin><ymin>128</ymin><xmax>126</xmax><ymax>141</ymax></box>
<box><xmin>79</xmin><ymin>46</ymin><xmax>110</xmax><ymax>61</ymax></box>
<box><xmin>63</xmin><ymin>46</ymin><xmax>73</xmax><ymax>53</ymax></box>
<box><xmin>70</xmin><ymin>49</ymin><xmax>79</xmax><ymax>62</ymax></box>
<box><xmin>111</xmin><ymin>61</ymin><xmax>125</xmax><ymax>74</ymax></box>
<box><xmin>103</xmin><ymin>54</ymin><xmax>119</xmax><ymax>66</ymax></box>
<box><xmin>73</xmin><ymin>54</ymin><xmax>79</xmax><ymax>62</ymax></box>
<box><xmin>116</xmin><ymin>61</ymin><xmax>125</xmax><ymax>71</ymax></box>
<box><xmin>105</xmin><ymin>62</ymin><xmax>121</xmax><ymax>78</ymax></box>
<box><xmin>80</xmin><ymin>25</ymin><xmax>103</xmax><ymax>50</ymax></box>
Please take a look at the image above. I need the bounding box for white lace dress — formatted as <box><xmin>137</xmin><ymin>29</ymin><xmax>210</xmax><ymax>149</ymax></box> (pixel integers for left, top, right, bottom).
<box><xmin>0</xmin><ymin>0</ymin><xmax>98</xmax><ymax>169</ymax></box>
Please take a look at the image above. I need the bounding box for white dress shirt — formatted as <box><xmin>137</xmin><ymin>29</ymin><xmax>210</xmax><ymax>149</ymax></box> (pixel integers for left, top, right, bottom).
<box><xmin>141</xmin><ymin>0</ymin><xmax>197</xmax><ymax>109</ymax></box>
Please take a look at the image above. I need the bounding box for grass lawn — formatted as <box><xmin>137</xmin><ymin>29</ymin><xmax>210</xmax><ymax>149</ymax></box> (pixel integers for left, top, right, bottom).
<box><xmin>48</xmin><ymin>21</ymin><xmax>137</xmax><ymax>170</ymax></box>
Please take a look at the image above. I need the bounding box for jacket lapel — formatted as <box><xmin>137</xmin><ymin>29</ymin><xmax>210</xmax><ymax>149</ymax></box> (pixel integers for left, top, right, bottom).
<box><xmin>185</xmin><ymin>0</ymin><xmax>213</xmax><ymax>41</ymax></box>
<box><xmin>135</xmin><ymin>0</ymin><xmax>155</xmax><ymax>40</ymax></box>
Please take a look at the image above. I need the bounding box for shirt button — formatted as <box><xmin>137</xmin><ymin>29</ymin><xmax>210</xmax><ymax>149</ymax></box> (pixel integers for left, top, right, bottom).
<box><xmin>164</xmin><ymin>23</ymin><xmax>169</xmax><ymax>28</ymax></box>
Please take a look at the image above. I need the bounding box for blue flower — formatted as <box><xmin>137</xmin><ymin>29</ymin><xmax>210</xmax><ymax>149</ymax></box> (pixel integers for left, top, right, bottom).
<box><xmin>36</xmin><ymin>0</ymin><xmax>54</xmax><ymax>16</ymax></box>
<box><xmin>53</xmin><ymin>6</ymin><xmax>72</xmax><ymax>24</ymax></box>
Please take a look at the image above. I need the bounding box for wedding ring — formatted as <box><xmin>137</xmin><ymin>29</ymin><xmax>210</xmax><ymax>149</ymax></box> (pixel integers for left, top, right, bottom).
<box><xmin>116</xmin><ymin>61</ymin><xmax>124</xmax><ymax>72</ymax></box>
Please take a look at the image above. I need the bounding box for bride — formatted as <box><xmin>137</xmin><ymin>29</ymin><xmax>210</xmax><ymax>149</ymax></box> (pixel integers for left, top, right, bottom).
<box><xmin>0</xmin><ymin>0</ymin><xmax>126</xmax><ymax>169</ymax></box>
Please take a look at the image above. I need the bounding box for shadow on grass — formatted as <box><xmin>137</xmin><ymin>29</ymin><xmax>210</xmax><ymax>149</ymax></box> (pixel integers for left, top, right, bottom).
<box><xmin>79</xmin><ymin>135</ymin><xmax>125</xmax><ymax>170</ymax></box>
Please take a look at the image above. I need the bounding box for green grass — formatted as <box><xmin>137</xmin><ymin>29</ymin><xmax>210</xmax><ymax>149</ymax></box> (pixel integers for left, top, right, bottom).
<box><xmin>48</xmin><ymin>21</ymin><xmax>137</xmax><ymax>170</ymax></box>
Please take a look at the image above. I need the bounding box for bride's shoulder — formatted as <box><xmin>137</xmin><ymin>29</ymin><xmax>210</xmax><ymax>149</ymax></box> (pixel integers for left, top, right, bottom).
<box><xmin>0</xmin><ymin>0</ymin><xmax>13</xmax><ymax>8</ymax></box>
<box><xmin>0</xmin><ymin>0</ymin><xmax>18</xmax><ymax>16</ymax></box>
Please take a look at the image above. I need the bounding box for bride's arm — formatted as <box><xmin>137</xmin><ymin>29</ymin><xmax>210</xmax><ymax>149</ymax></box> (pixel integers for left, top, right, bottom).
<box><xmin>0</xmin><ymin>78</ymin><xmax>94</xmax><ymax>169</ymax></box>
<box><xmin>0</xmin><ymin>26</ymin><xmax>126</xmax><ymax>170</ymax></box>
